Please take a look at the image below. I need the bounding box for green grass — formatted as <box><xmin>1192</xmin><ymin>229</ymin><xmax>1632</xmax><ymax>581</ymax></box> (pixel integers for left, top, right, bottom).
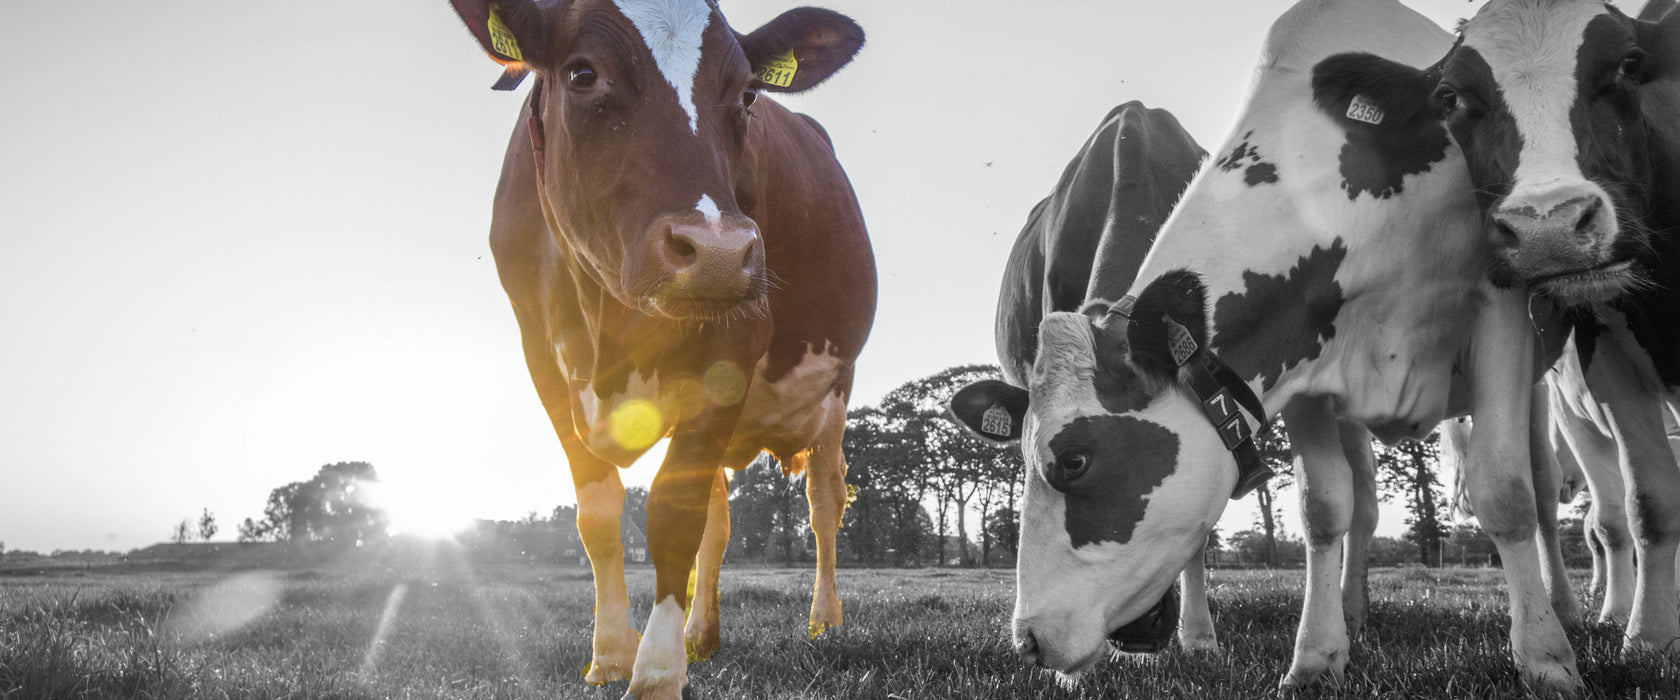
<box><xmin>1</xmin><ymin>555</ymin><xmax>1676</xmax><ymax>699</ymax></box>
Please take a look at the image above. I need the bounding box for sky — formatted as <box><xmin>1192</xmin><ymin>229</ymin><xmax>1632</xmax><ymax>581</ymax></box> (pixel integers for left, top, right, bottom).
<box><xmin>0</xmin><ymin>0</ymin><xmax>1615</xmax><ymax>553</ymax></box>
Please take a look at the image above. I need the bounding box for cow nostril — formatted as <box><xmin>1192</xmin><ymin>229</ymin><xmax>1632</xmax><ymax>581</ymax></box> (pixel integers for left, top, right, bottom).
<box><xmin>1575</xmin><ymin>197</ymin><xmax>1604</xmax><ymax>235</ymax></box>
<box><xmin>665</xmin><ymin>230</ymin><xmax>698</xmax><ymax>267</ymax></box>
<box><xmin>1492</xmin><ymin>218</ymin><xmax>1520</xmax><ymax>247</ymax></box>
<box><xmin>1015</xmin><ymin>630</ymin><xmax>1040</xmax><ymax>661</ymax></box>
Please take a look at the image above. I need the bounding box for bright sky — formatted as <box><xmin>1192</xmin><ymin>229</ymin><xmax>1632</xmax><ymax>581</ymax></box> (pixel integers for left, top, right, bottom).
<box><xmin>1</xmin><ymin>0</ymin><xmax>1614</xmax><ymax>553</ymax></box>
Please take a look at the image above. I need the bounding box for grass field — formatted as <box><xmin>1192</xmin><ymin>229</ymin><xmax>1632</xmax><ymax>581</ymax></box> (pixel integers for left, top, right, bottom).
<box><xmin>1</xmin><ymin>556</ymin><xmax>1677</xmax><ymax>699</ymax></box>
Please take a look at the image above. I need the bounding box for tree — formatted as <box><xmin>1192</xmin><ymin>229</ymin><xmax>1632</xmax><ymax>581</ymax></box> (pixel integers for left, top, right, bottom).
<box><xmin>1249</xmin><ymin>423</ymin><xmax>1298</xmax><ymax>567</ymax></box>
<box><xmin>727</xmin><ymin>456</ymin><xmax>807</xmax><ymax>564</ymax></box>
<box><xmin>197</xmin><ymin>508</ymin><xmax>218</xmax><ymax>542</ymax></box>
<box><xmin>170</xmin><ymin>519</ymin><xmax>192</xmax><ymax>544</ymax></box>
<box><xmin>1376</xmin><ymin>431</ymin><xmax>1448</xmax><ymax>567</ymax></box>
<box><xmin>882</xmin><ymin>364</ymin><xmax>1018</xmax><ymax>566</ymax></box>
<box><xmin>236</xmin><ymin>517</ymin><xmax>264</xmax><ymax>543</ymax></box>
<box><xmin>244</xmin><ymin>462</ymin><xmax>388</xmax><ymax>545</ymax></box>
<box><xmin>841</xmin><ymin>406</ymin><xmax>933</xmax><ymax>566</ymax></box>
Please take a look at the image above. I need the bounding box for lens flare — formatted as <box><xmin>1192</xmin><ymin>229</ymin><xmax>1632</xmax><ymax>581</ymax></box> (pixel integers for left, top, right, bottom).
<box><xmin>610</xmin><ymin>399</ymin><xmax>664</xmax><ymax>451</ymax></box>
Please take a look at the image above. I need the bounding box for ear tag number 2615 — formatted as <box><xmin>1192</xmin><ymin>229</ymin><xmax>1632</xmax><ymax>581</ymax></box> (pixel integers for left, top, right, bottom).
<box><xmin>758</xmin><ymin>50</ymin><xmax>799</xmax><ymax>88</ymax></box>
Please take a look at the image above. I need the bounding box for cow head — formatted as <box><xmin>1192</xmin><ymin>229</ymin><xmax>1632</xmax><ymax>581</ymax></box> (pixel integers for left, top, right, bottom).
<box><xmin>452</xmin><ymin>0</ymin><xmax>864</xmax><ymax>319</ymax></box>
<box><xmin>952</xmin><ymin>272</ymin><xmax>1238</xmax><ymax>678</ymax></box>
<box><xmin>1434</xmin><ymin>0</ymin><xmax>1680</xmax><ymax>304</ymax></box>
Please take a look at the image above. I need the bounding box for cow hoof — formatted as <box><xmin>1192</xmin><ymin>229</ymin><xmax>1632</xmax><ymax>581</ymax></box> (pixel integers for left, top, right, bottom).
<box><xmin>1279</xmin><ymin>654</ymin><xmax>1346</xmax><ymax>691</ymax></box>
<box><xmin>684</xmin><ymin>630</ymin><xmax>718</xmax><ymax>663</ymax></box>
<box><xmin>1520</xmin><ymin>669</ymin><xmax>1584</xmax><ymax>700</ymax></box>
<box><xmin>585</xmin><ymin>626</ymin><xmax>641</xmax><ymax>685</ymax></box>
<box><xmin>808</xmin><ymin>597</ymin><xmax>843</xmax><ymax>640</ymax></box>
<box><xmin>1178</xmin><ymin>632</ymin><xmax>1219</xmax><ymax>653</ymax></box>
<box><xmin>622</xmin><ymin>675</ymin><xmax>686</xmax><ymax>700</ymax></box>
<box><xmin>1622</xmin><ymin>634</ymin><xmax>1680</xmax><ymax>660</ymax></box>
<box><xmin>620</xmin><ymin>687</ymin><xmax>694</xmax><ymax>700</ymax></box>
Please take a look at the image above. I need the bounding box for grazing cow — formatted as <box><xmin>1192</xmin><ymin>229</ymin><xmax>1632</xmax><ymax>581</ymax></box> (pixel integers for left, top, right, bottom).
<box><xmin>1341</xmin><ymin>0</ymin><xmax>1680</xmax><ymax>657</ymax></box>
<box><xmin>953</xmin><ymin>0</ymin><xmax>1579</xmax><ymax>692</ymax></box>
<box><xmin>974</xmin><ymin>100</ymin><xmax>1381</xmax><ymax>656</ymax></box>
<box><xmin>448</xmin><ymin>2</ymin><xmax>874</xmax><ymax>697</ymax></box>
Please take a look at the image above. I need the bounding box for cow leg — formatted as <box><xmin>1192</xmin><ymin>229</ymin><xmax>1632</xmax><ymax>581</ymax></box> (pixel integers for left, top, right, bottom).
<box><xmin>1462</xmin><ymin>287</ymin><xmax>1580</xmax><ymax>696</ymax></box>
<box><xmin>1280</xmin><ymin>397</ymin><xmax>1352</xmax><ymax>689</ymax></box>
<box><xmin>1553</xmin><ymin>395</ymin><xmax>1635</xmax><ymax>624</ymax></box>
<box><xmin>566</xmin><ymin>439</ymin><xmax>641</xmax><ymax>686</ymax></box>
<box><xmin>1530</xmin><ymin>388</ymin><xmax>1584</xmax><ymax>633</ymax></box>
<box><xmin>804</xmin><ymin>405</ymin><xmax>849</xmax><ymax>637</ymax></box>
<box><xmin>682</xmin><ymin>468</ymin><xmax>730</xmax><ymax>662</ymax></box>
<box><xmin>625</xmin><ymin>406</ymin><xmax>745</xmax><ymax>700</ymax></box>
<box><xmin>1178</xmin><ymin>543</ymin><xmax>1218</xmax><ymax>652</ymax></box>
<box><xmin>1583</xmin><ymin>518</ymin><xmax>1606</xmax><ymax>608</ymax></box>
<box><xmin>1340</xmin><ymin>421</ymin><xmax>1377</xmax><ymax>639</ymax></box>
<box><xmin>1583</xmin><ymin>343</ymin><xmax>1680</xmax><ymax>657</ymax></box>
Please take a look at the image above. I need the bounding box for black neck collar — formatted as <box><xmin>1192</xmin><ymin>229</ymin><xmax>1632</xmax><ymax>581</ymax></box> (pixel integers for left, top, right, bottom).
<box><xmin>1116</xmin><ymin>295</ymin><xmax>1276</xmax><ymax>500</ymax></box>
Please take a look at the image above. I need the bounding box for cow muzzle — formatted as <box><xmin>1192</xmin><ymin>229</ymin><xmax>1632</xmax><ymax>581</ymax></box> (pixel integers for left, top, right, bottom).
<box><xmin>1107</xmin><ymin>584</ymin><xmax>1179</xmax><ymax>654</ymax></box>
<box><xmin>640</xmin><ymin>214</ymin><xmax>766</xmax><ymax>319</ymax></box>
<box><xmin>1489</xmin><ymin>182</ymin><xmax>1640</xmax><ymax>304</ymax></box>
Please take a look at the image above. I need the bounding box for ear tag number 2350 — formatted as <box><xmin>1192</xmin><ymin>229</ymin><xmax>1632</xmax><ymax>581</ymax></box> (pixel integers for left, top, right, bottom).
<box><xmin>758</xmin><ymin>50</ymin><xmax>799</xmax><ymax>88</ymax></box>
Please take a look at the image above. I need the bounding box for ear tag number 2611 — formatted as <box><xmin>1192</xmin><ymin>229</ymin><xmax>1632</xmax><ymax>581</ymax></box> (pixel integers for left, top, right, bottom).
<box><xmin>758</xmin><ymin>50</ymin><xmax>799</xmax><ymax>88</ymax></box>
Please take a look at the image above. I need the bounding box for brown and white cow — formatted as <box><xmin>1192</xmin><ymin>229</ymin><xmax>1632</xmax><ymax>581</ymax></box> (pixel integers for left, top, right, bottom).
<box><xmin>1343</xmin><ymin>0</ymin><xmax>1680</xmax><ymax>659</ymax></box>
<box><xmin>955</xmin><ymin>0</ymin><xmax>1581</xmax><ymax>693</ymax></box>
<box><xmin>449</xmin><ymin>2</ymin><xmax>873</xmax><ymax>697</ymax></box>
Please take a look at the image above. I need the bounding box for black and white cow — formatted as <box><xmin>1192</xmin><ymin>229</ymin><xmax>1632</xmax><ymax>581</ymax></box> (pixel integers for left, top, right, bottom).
<box><xmin>1342</xmin><ymin>0</ymin><xmax>1680</xmax><ymax>658</ymax></box>
<box><xmin>955</xmin><ymin>0</ymin><xmax>1580</xmax><ymax>693</ymax></box>
<box><xmin>974</xmin><ymin>101</ymin><xmax>1383</xmax><ymax>656</ymax></box>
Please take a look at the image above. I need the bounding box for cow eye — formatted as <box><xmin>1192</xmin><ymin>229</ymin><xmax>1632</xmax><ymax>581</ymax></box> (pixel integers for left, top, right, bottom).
<box><xmin>567</xmin><ymin>64</ymin><xmax>598</xmax><ymax>90</ymax></box>
<box><xmin>742</xmin><ymin>89</ymin><xmax>758</xmax><ymax>109</ymax></box>
<box><xmin>1434</xmin><ymin>86</ymin><xmax>1460</xmax><ymax>114</ymax></box>
<box><xmin>1057</xmin><ymin>451</ymin><xmax>1091</xmax><ymax>480</ymax></box>
<box><xmin>1620</xmin><ymin>51</ymin><xmax>1646</xmax><ymax>80</ymax></box>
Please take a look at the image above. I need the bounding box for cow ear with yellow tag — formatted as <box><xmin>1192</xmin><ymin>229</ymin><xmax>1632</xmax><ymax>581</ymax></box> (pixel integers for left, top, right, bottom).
<box><xmin>449</xmin><ymin>0</ymin><xmax>550</xmax><ymax>90</ymax></box>
<box><xmin>950</xmin><ymin>380</ymin><xmax>1030</xmax><ymax>445</ymax></box>
<box><xmin>739</xmin><ymin>8</ymin><xmax>865</xmax><ymax>93</ymax></box>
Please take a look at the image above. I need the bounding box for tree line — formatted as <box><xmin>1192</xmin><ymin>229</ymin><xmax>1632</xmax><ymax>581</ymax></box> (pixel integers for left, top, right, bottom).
<box><xmin>217</xmin><ymin>366</ymin><xmax>1593</xmax><ymax>571</ymax></box>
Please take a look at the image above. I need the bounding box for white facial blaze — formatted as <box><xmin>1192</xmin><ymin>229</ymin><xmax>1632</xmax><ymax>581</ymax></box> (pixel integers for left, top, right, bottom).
<box><xmin>614</xmin><ymin>0</ymin><xmax>713</xmax><ymax>133</ymax></box>
<box><xmin>1463</xmin><ymin>1</ymin><xmax>1607</xmax><ymax>188</ymax></box>
<box><xmin>695</xmin><ymin>194</ymin><xmax>721</xmax><ymax>226</ymax></box>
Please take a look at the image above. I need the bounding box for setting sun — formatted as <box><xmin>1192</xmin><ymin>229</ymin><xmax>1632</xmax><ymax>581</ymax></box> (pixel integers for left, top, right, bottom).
<box><xmin>361</xmin><ymin>479</ymin><xmax>478</xmax><ymax>540</ymax></box>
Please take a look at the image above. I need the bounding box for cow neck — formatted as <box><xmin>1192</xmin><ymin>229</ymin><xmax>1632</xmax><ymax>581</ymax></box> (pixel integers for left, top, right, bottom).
<box><xmin>527</xmin><ymin>78</ymin><xmax>547</xmax><ymax>184</ymax></box>
<box><xmin>1113</xmin><ymin>294</ymin><xmax>1276</xmax><ymax>500</ymax></box>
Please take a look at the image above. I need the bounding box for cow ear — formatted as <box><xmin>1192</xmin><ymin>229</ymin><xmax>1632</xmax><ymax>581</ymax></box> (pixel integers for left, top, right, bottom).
<box><xmin>1643</xmin><ymin>1</ymin><xmax>1680</xmax><ymax>80</ymax></box>
<box><xmin>1637</xmin><ymin>0</ymin><xmax>1676</xmax><ymax>22</ymax></box>
<box><xmin>451</xmin><ymin>0</ymin><xmax>550</xmax><ymax>67</ymax></box>
<box><xmin>738</xmin><ymin>8</ymin><xmax>865</xmax><ymax>93</ymax></box>
<box><xmin>1311</xmin><ymin>52</ymin><xmax>1441</xmax><ymax>123</ymax></box>
<box><xmin>950</xmin><ymin>380</ymin><xmax>1029</xmax><ymax>444</ymax></box>
<box><xmin>1126</xmin><ymin>270</ymin><xmax>1209</xmax><ymax>384</ymax></box>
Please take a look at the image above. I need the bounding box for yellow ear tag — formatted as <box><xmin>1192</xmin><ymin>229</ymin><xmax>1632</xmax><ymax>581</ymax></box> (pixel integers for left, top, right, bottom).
<box><xmin>487</xmin><ymin>9</ymin><xmax>524</xmax><ymax>62</ymax></box>
<box><xmin>758</xmin><ymin>50</ymin><xmax>798</xmax><ymax>88</ymax></box>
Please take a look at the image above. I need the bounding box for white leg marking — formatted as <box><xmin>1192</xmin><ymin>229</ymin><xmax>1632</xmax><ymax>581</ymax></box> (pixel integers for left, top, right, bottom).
<box><xmin>627</xmin><ymin>595</ymin><xmax>689</xmax><ymax>700</ymax></box>
<box><xmin>614</xmin><ymin>0</ymin><xmax>712</xmax><ymax>133</ymax></box>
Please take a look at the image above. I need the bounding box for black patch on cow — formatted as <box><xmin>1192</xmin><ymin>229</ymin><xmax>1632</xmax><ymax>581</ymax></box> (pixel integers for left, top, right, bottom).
<box><xmin>1438</xmin><ymin>46</ymin><xmax>1523</xmax><ymax>217</ymax></box>
<box><xmin>1048</xmin><ymin>414</ymin><xmax>1180</xmax><ymax>549</ymax></box>
<box><xmin>1211</xmin><ymin>239</ymin><xmax>1347</xmax><ymax>391</ymax></box>
<box><xmin>1215</xmin><ymin>131</ymin><xmax>1281</xmax><ymax>187</ymax></box>
<box><xmin>1311</xmin><ymin>52</ymin><xmax>1452</xmax><ymax>200</ymax></box>
<box><xmin>1245</xmin><ymin>162</ymin><xmax>1279</xmax><ymax>186</ymax></box>
<box><xmin>1091</xmin><ymin>316</ymin><xmax>1155</xmax><ymax>414</ymax></box>
<box><xmin>1127</xmin><ymin>270</ymin><xmax>1210</xmax><ymax>383</ymax></box>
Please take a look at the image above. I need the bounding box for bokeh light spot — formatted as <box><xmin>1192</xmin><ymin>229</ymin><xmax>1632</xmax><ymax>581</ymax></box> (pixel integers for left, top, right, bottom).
<box><xmin>610</xmin><ymin>400</ymin><xmax>665</xmax><ymax>450</ymax></box>
<box><xmin>704</xmin><ymin>362</ymin><xmax>747</xmax><ymax>407</ymax></box>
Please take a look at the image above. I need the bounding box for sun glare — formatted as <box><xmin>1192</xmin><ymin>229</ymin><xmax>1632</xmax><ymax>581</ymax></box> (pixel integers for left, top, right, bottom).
<box><xmin>362</xmin><ymin>480</ymin><xmax>478</xmax><ymax>540</ymax></box>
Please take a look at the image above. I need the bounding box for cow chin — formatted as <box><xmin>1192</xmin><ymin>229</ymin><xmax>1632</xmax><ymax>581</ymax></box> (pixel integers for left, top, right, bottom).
<box><xmin>637</xmin><ymin>277</ymin><xmax>770</xmax><ymax>322</ymax></box>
